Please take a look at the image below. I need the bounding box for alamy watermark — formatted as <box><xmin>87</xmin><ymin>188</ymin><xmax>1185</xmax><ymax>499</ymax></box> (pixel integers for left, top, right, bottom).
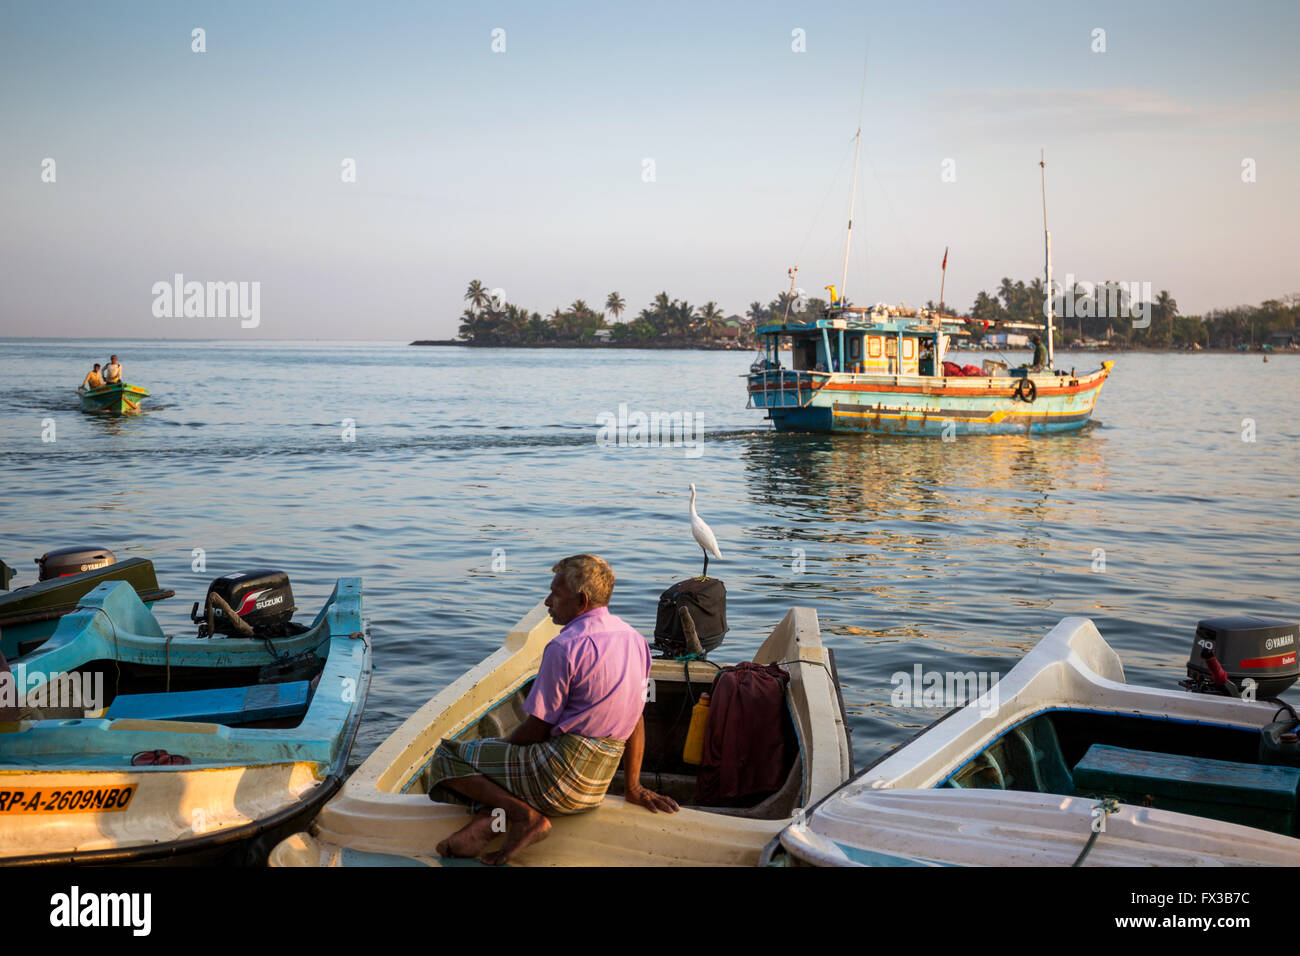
<box><xmin>1</xmin><ymin>666</ymin><xmax>104</xmax><ymax>714</ymax></box>
<box><xmin>595</xmin><ymin>403</ymin><xmax>705</xmax><ymax>458</ymax></box>
<box><xmin>1044</xmin><ymin>275</ymin><xmax>1151</xmax><ymax>329</ymax></box>
<box><xmin>151</xmin><ymin>274</ymin><xmax>260</xmax><ymax>328</ymax></box>
<box><xmin>891</xmin><ymin>665</ymin><xmax>1001</xmax><ymax>718</ymax></box>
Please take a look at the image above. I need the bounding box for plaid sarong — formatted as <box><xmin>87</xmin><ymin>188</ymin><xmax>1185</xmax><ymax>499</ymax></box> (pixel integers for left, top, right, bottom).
<box><xmin>428</xmin><ymin>733</ymin><xmax>625</xmax><ymax>817</ymax></box>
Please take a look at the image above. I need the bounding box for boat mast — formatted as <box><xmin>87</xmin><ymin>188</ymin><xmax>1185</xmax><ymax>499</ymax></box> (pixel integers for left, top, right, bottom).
<box><xmin>840</xmin><ymin>126</ymin><xmax>861</xmax><ymax>307</ymax></box>
<box><xmin>1040</xmin><ymin>150</ymin><xmax>1054</xmax><ymax>368</ymax></box>
<box><xmin>782</xmin><ymin>266</ymin><xmax>799</xmax><ymax>324</ymax></box>
<box><xmin>840</xmin><ymin>57</ymin><xmax>869</xmax><ymax>308</ymax></box>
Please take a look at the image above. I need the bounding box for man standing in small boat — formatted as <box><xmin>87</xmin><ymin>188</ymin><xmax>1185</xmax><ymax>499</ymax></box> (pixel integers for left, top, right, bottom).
<box><xmin>103</xmin><ymin>355</ymin><xmax>122</xmax><ymax>385</ymax></box>
<box><xmin>429</xmin><ymin>553</ymin><xmax>678</xmax><ymax>864</ymax></box>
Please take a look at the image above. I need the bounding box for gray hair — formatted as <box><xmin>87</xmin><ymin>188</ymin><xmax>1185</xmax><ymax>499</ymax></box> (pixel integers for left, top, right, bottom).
<box><xmin>551</xmin><ymin>554</ymin><xmax>614</xmax><ymax>607</ymax></box>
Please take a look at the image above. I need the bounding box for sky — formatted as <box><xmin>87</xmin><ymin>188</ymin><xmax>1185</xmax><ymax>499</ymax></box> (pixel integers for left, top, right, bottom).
<box><xmin>1</xmin><ymin>0</ymin><xmax>1296</xmax><ymax>339</ymax></box>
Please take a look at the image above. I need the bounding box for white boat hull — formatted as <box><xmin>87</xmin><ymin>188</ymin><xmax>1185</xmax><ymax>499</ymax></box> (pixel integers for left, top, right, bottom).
<box><xmin>271</xmin><ymin>601</ymin><xmax>852</xmax><ymax>867</ymax></box>
<box><xmin>778</xmin><ymin>617</ymin><xmax>1300</xmax><ymax>866</ymax></box>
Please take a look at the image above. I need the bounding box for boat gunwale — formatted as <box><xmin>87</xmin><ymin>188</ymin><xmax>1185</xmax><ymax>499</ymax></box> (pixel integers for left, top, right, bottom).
<box><xmin>0</xmin><ymin>578</ymin><xmax>372</xmax><ymax>769</ymax></box>
<box><xmin>280</xmin><ymin>601</ymin><xmax>852</xmax><ymax>866</ymax></box>
<box><xmin>776</xmin><ymin>615</ymin><xmax>1298</xmax><ymax>864</ymax></box>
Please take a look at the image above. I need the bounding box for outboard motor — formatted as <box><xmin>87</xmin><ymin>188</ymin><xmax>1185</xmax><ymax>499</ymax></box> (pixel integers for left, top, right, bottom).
<box><xmin>1182</xmin><ymin>615</ymin><xmax>1299</xmax><ymax>699</ymax></box>
<box><xmin>654</xmin><ymin>578</ymin><xmax>728</xmax><ymax>659</ymax></box>
<box><xmin>36</xmin><ymin>546</ymin><xmax>116</xmax><ymax>581</ymax></box>
<box><xmin>192</xmin><ymin>570</ymin><xmax>297</xmax><ymax>639</ymax></box>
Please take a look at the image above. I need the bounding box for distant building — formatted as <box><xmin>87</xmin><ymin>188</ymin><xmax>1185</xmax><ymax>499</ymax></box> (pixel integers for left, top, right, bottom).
<box><xmin>1269</xmin><ymin>329</ymin><xmax>1297</xmax><ymax>348</ymax></box>
<box><xmin>720</xmin><ymin>315</ymin><xmax>751</xmax><ymax>340</ymax></box>
<box><xmin>986</xmin><ymin>333</ymin><xmax>1029</xmax><ymax>347</ymax></box>
<box><xmin>593</xmin><ymin>329</ymin><xmax>612</xmax><ymax>343</ymax></box>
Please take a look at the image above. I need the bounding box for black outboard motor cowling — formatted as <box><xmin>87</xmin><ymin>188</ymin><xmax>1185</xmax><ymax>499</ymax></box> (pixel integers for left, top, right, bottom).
<box><xmin>654</xmin><ymin>577</ymin><xmax>728</xmax><ymax>658</ymax></box>
<box><xmin>195</xmin><ymin>570</ymin><xmax>296</xmax><ymax>638</ymax></box>
<box><xmin>36</xmin><ymin>546</ymin><xmax>116</xmax><ymax>580</ymax></box>
<box><xmin>1184</xmin><ymin>615</ymin><xmax>1300</xmax><ymax>698</ymax></box>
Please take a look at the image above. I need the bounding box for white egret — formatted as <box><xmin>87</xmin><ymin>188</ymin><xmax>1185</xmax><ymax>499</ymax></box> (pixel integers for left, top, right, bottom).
<box><xmin>689</xmin><ymin>483</ymin><xmax>722</xmax><ymax>578</ymax></box>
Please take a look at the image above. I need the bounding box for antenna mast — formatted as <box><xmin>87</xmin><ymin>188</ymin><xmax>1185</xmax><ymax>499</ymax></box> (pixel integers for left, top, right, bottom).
<box><xmin>1040</xmin><ymin>150</ymin><xmax>1055</xmax><ymax>368</ymax></box>
<box><xmin>840</xmin><ymin>55</ymin><xmax>869</xmax><ymax>307</ymax></box>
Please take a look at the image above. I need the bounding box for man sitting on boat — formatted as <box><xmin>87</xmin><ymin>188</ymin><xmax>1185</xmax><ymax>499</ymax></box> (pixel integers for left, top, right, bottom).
<box><xmin>103</xmin><ymin>355</ymin><xmax>122</xmax><ymax>385</ymax></box>
<box><xmin>80</xmin><ymin>363</ymin><xmax>104</xmax><ymax>390</ymax></box>
<box><xmin>428</xmin><ymin>554</ymin><xmax>679</xmax><ymax>864</ymax></box>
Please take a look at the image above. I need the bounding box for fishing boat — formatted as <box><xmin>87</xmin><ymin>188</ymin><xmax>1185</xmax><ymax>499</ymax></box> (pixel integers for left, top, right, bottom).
<box><xmin>747</xmin><ymin>309</ymin><xmax>1114</xmax><ymax>435</ymax></box>
<box><xmin>747</xmin><ymin>151</ymin><xmax>1113</xmax><ymax>435</ymax></box>
<box><xmin>0</xmin><ymin>548</ymin><xmax>173</xmax><ymax>660</ymax></box>
<box><xmin>269</xmin><ymin>599</ymin><xmax>852</xmax><ymax>867</ymax></box>
<box><xmin>0</xmin><ymin>569</ymin><xmax>371</xmax><ymax>865</ymax></box>
<box><xmin>78</xmin><ymin>382</ymin><xmax>149</xmax><ymax>415</ymax></box>
<box><xmin>768</xmin><ymin>613</ymin><xmax>1300</xmax><ymax>866</ymax></box>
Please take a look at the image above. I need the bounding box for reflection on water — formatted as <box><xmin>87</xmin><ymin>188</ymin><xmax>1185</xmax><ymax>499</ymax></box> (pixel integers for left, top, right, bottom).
<box><xmin>1</xmin><ymin>342</ymin><xmax>1296</xmax><ymax>766</ymax></box>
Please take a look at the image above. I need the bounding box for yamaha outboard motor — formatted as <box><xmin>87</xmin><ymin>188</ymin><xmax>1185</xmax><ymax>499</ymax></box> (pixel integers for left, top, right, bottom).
<box><xmin>36</xmin><ymin>546</ymin><xmax>116</xmax><ymax>581</ymax></box>
<box><xmin>1182</xmin><ymin>615</ymin><xmax>1299</xmax><ymax>699</ymax></box>
<box><xmin>192</xmin><ymin>570</ymin><xmax>297</xmax><ymax>639</ymax></box>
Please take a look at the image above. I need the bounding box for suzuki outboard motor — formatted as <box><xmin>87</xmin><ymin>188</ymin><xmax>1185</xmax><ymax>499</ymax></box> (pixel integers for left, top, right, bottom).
<box><xmin>36</xmin><ymin>546</ymin><xmax>116</xmax><ymax>581</ymax></box>
<box><xmin>1183</xmin><ymin>614</ymin><xmax>1299</xmax><ymax>698</ymax></box>
<box><xmin>192</xmin><ymin>570</ymin><xmax>296</xmax><ymax>639</ymax></box>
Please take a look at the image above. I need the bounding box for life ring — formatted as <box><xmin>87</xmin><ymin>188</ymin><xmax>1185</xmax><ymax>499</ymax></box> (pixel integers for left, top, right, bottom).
<box><xmin>1015</xmin><ymin>378</ymin><xmax>1037</xmax><ymax>403</ymax></box>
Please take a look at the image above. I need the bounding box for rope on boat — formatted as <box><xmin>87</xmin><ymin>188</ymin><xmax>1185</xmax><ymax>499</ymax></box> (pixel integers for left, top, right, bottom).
<box><xmin>75</xmin><ymin>604</ymin><xmax>123</xmax><ymax>704</ymax></box>
<box><xmin>1072</xmin><ymin>797</ymin><xmax>1121</xmax><ymax>867</ymax></box>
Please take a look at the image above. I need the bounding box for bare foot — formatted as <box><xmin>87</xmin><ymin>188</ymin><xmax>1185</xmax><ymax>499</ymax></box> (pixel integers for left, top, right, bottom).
<box><xmin>436</xmin><ymin>811</ymin><xmax>498</xmax><ymax>859</ymax></box>
<box><xmin>480</xmin><ymin>806</ymin><xmax>551</xmax><ymax>865</ymax></box>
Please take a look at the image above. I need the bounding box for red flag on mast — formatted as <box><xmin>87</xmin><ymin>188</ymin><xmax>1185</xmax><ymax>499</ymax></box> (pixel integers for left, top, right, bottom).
<box><xmin>941</xmin><ymin>247</ymin><xmax>948</xmax><ymax>271</ymax></box>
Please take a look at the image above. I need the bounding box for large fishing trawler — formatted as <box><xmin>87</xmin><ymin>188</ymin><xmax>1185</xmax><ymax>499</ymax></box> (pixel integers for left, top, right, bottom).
<box><xmin>746</xmin><ymin>149</ymin><xmax>1114</xmax><ymax>436</ymax></box>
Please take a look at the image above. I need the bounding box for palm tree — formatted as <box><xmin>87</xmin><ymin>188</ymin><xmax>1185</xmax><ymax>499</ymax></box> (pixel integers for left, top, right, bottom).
<box><xmin>671</xmin><ymin>300</ymin><xmax>697</xmax><ymax>337</ymax></box>
<box><xmin>606</xmin><ymin>292</ymin><xmax>626</xmax><ymax>322</ymax></box>
<box><xmin>746</xmin><ymin>300</ymin><xmax>767</xmax><ymax>324</ymax></box>
<box><xmin>971</xmin><ymin>290</ymin><xmax>1002</xmax><ymax>323</ymax></box>
<box><xmin>699</xmin><ymin>301</ymin><xmax>725</xmax><ymax>339</ymax></box>
<box><xmin>458</xmin><ymin>306</ymin><xmax>482</xmax><ymax>342</ymax></box>
<box><xmin>465</xmin><ymin>280</ymin><xmax>490</xmax><ymax>313</ymax></box>
<box><xmin>770</xmin><ymin>291</ymin><xmax>797</xmax><ymax>321</ymax></box>
<box><xmin>528</xmin><ymin>312</ymin><xmax>547</xmax><ymax>343</ymax></box>
<box><xmin>997</xmin><ymin>277</ymin><xmax>1016</xmax><ymax>317</ymax></box>
<box><xmin>1152</xmin><ymin>290</ymin><xmax>1179</xmax><ymax>347</ymax></box>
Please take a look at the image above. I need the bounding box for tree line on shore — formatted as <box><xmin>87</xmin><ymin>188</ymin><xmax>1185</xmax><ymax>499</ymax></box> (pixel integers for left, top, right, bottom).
<box><xmin>453</xmin><ymin>278</ymin><xmax>1298</xmax><ymax>350</ymax></box>
<box><xmin>964</xmin><ymin>279</ymin><xmax>1298</xmax><ymax>349</ymax></box>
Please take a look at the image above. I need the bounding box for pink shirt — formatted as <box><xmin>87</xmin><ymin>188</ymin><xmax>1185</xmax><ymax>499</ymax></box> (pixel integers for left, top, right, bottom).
<box><xmin>524</xmin><ymin>606</ymin><xmax>651</xmax><ymax>741</ymax></box>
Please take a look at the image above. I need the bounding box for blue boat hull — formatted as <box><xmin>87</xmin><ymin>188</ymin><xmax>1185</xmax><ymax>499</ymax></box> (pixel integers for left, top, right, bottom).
<box><xmin>0</xmin><ymin>578</ymin><xmax>372</xmax><ymax>865</ymax></box>
<box><xmin>751</xmin><ymin>363</ymin><xmax>1113</xmax><ymax>437</ymax></box>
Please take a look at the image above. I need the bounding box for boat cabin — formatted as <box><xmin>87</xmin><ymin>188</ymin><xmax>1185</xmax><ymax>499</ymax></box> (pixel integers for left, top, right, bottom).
<box><xmin>753</xmin><ymin>306</ymin><xmax>951</xmax><ymax>379</ymax></box>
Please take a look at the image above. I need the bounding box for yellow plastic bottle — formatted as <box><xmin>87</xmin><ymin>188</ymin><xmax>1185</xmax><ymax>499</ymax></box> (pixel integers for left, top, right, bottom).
<box><xmin>682</xmin><ymin>693</ymin><xmax>710</xmax><ymax>765</ymax></box>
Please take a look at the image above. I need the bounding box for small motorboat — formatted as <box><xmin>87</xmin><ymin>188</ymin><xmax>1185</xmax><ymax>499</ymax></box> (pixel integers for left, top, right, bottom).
<box><xmin>0</xmin><ymin>547</ymin><xmax>173</xmax><ymax>660</ymax></box>
<box><xmin>770</xmin><ymin>613</ymin><xmax>1300</xmax><ymax>866</ymax></box>
<box><xmin>0</xmin><ymin>568</ymin><xmax>371</xmax><ymax>865</ymax></box>
<box><xmin>78</xmin><ymin>382</ymin><xmax>149</xmax><ymax>415</ymax></box>
<box><xmin>269</xmin><ymin>598</ymin><xmax>852</xmax><ymax>867</ymax></box>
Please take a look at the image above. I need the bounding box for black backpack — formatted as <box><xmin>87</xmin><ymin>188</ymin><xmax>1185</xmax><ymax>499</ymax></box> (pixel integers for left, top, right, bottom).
<box><xmin>653</xmin><ymin>578</ymin><xmax>728</xmax><ymax>658</ymax></box>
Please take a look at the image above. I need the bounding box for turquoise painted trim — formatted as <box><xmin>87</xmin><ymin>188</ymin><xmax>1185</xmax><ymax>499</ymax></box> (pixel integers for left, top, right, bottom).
<box><xmin>935</xmin><ymin>706</ymin><xmax>1263</xmax><ymax>788</ymax></box>
<box><xmin>833</xmin><ymin>843</ymin><xmax>957</xmax><ymax>867</ymax></box>
<box><xmin>751</xmin><ymin>375</ymin><xmax>1105</xmax><ymax>435</ymax></box>
<box><xmin>19</xmin><ymin>580</ymin><xmax>332</xmax><ymax>677</ymax></box>
<box><xmin>339</xmin><ymin>847</ymin><xmax>433</xmax><ymax>867</ymax></box>
<box><xmin>0</xmin><ymin>579</ymin><xmax>371</xmax><ymax>772</ymax></box>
